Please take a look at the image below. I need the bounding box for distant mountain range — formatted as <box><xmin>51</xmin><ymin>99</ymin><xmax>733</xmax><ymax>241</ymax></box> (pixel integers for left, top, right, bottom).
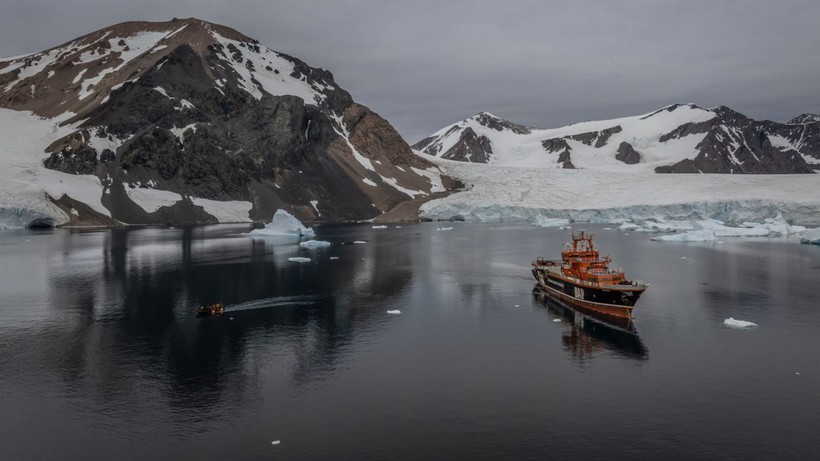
<box><xmin>0</xmin><ymin>18</ymin><xmax>453</xmax><ymax>227</ymax></box>
<box><xmin>413</xmin><ymin>104</ymin><xmax>820</xmax><ymax>174</ymax></box>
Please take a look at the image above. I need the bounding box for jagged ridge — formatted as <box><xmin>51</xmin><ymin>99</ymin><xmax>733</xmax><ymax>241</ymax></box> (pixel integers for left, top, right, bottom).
<box><xmin>414</xmin><ymin>103</ymin><xmax>819</xmax><ymax>174</ymax></box>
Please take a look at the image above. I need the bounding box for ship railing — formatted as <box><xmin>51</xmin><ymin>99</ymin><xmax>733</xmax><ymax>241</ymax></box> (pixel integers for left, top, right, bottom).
<box><xmin>587</xmin><ymin>268</ymin><xmax>623</xmax><ymax>275</ymax></box>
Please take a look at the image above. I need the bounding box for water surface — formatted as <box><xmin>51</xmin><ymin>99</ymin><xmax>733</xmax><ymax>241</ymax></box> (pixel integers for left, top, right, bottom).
<box><xmin>1</xmin><ymin>223</ymin><xmax>818</xmax><ymax>460</ymax></box>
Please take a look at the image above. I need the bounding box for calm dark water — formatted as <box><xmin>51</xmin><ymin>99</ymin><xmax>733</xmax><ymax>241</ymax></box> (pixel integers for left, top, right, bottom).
<box><xmin>1</xmin><ymin>223</ymin><xmax>819</xmax><ymax>460</ymax></box>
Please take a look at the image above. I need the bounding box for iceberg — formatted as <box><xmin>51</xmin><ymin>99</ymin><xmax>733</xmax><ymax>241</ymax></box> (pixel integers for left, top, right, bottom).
<box><xmin>723</xmin><ymin>318</ymin><xmax>758</xmax><ymax>328</ymax></box>
<box><xmin>799</xmin><ymin>227</ymin><xmax>820</xmax><ymax>244</ymax></box>
<box><xmin>249</xmin><ymin>209</ymin><xmax>315</xmax><ymax>238</ymax></box>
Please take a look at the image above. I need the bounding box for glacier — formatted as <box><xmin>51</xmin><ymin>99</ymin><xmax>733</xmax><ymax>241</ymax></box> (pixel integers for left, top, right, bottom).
<box><xmin>419</xmin><ymin>158</ymin><xmax>820</xmax><ymax>227</ymax></box>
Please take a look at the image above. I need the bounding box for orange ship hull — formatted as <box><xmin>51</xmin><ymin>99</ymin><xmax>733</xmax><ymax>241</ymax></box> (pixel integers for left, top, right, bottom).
<box><xmin>531</xmin><ymin>231</ymin><xmax>648</xmax><ymax>319</ymax></box>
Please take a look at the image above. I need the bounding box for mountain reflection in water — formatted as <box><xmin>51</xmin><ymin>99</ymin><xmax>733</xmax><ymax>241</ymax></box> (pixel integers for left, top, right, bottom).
<box><xmin>532</xmin><ymin>287</ymin><xmax>648</xmax><ymax>361</ymax></box>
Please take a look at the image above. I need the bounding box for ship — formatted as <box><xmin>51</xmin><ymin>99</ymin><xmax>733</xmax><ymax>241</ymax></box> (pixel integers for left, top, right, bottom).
<box><xmin>531</xmin><ymin>231</ymin><xmax>648</xmax><ymax>319</ymax></box>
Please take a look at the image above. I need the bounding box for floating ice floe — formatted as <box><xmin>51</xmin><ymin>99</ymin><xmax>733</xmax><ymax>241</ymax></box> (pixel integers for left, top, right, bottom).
<box><xmin>299</xmin><ymin>240</ymin><xmax>331</xmax><ymax>248</ymax></box>
<box><xmin>249</xmin><ymin>209</ymin><xmax>315</xmax><ymax>238</ymax></box>
<box><xmin>288</xmin><ymin>257</ymin><xmax>311</xmax><ymax>263</ymax></box>
<box><xmin>652</xmin><ymin>215</ymin><xmax>805</xmax><ymax>242</ymax></box>
<box><xmin>632</xmin><ymin>219</ymin><xmax>683</xmax><ymax>233</ymax></box>
<box><xmin>723</xmin><ymin>317</ymin><xmax>758</xmax><ymax>328</ymax></box>
<box><xmin>533</xmin><ymin>215</ymin><xmax>570</xmax><ymax>228</ymax></box>
<box><xmin>799</xmin><ymin>227</ymin><xmax>820</xmax><ymax>244</ymax></box>
<box><xmin>372</xmin><ymin>225</ymin><xmax>388</xmax><ymax>229</ymax></box>
<box><xmin>386</xmin><ymin>310</ymin><xmax>401</xmax><ymax>314</ymax></box>
<box><xmin>652</xmin><ymin>230</ymin><xmax>716</xmax><ymax>242</ymax></box>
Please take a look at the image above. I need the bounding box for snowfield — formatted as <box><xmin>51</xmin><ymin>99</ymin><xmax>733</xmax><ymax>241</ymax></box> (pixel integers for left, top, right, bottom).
<box><xmin>0</xmin><ymin>109</ymin><xmax>109</xmax><ymax>227</ymax></box>
<box><xmin>421</xmin><ymin>155</ymin><xmax>820</xmax><ymax>226</ymax></box>
<box><xmin>0</xmin><ymin>108</ymin><xmax>253</xmax><ymax>228</ymax></box>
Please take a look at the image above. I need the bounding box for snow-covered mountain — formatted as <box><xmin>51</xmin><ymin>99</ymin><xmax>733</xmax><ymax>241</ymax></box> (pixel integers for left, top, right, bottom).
<box><xmin>0</xmin><ymin>18</ymin><xmax>453</xmax><ymax>228</ymax></box>
<box><xmin>413</xmin><ymin>104</ymin><xmax>819</xmax><ymax>174</ymax></box>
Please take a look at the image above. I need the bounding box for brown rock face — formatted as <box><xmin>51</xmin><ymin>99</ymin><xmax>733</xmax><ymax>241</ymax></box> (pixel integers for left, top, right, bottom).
<box><xmin>344</xmin><ymin>103</ymin><xmax>434</xmax><ymax>170</ymax></box>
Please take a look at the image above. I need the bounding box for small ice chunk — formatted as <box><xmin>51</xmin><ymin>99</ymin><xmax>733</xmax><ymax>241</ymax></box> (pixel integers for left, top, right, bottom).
<box><xmin>353</xmin><ymin>241</ymin><xmax>366</xmax><ymax>244</ymax></box>
<box><xmin>288</xmin><ymin>257</ymin><xmax>311</xmax><ymax>263</ymax></box>
<box><xmin>372</xmin><ymin>225</ymin><xmax>388</xmax><ymax>229</ymax></box>
<box><xmin>250</xmin><ymin>209</ymin><xmax>315</xmax><ymax>238</ymax></box>
<box><xmin>723</xmin><ymin>317</ymin><xmax>758</xmax><ymax>328</ymax></box>
<box><xmin>299</xmin><ymin>240</ymin><xmax>331</xmax><ymax>248</ymax></box>
<box><xmin>386</xmin><ymin>310</ymin><xmax>401</xmax><ymax>314</ymax></box>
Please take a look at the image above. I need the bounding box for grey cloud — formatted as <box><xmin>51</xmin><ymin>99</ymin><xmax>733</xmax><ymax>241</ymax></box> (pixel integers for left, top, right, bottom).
<box><xmin>2</xmin><ymin>0</ymin><xmax>819</xmax><ymax>143</ymax></box>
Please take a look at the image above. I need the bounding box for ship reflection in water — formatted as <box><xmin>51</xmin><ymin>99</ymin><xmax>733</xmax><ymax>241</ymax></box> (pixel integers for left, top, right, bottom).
<box><xmin>532</xmin><ymin>287</ymin><xmax>648</xmax><ymax>361</ymax></box>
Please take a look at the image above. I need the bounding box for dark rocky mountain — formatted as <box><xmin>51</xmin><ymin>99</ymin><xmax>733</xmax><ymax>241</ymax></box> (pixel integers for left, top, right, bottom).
<box><xmin>414</xmin><ymin>104</ymin><xmax>819</xmax><ymax>174</ymax></box>
<box><xmin>0</xmin><ymin>18</ymin><xmax>454</xmax><ymax>227</ymax></box>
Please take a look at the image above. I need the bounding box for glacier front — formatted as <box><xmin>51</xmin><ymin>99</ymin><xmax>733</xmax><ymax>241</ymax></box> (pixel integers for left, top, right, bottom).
<box><xmin>419</xmin><ymin>158</ymin><xmax>820</xmax><ymax>227</ymax></box>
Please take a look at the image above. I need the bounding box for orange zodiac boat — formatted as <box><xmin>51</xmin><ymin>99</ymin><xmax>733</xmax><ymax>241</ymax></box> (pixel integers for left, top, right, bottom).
<box><xmin>197</xmin><ymin>302</ymin><xmax>224</xmax><ymax>317</ymax></box>
<box><xmin>531</xmin><ymin>231</ymin><xmax>648</xmax><ymax>319</ymax></box>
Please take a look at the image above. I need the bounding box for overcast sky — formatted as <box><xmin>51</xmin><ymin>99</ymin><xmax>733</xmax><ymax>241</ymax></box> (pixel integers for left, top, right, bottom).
<box><xmin>2</xmin><ymin>0</ymin><xmax>819</xmax><ymax>142</ymax></box>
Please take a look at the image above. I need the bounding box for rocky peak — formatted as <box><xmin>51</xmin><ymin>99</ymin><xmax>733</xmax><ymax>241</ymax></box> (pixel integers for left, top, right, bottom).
<box><xmin>0</xmin><ymin>18</ymin><xmax>453</xmax><ymax>227</ymax></box>
<box><xmin>471</xmin><ymin>112</ymin><xmax>531</xmax><ymax>135</ymax></box>
<box><xmin>640</xmin><ymin>103</ymin><xmax>704</xmax><ymax>120</ymax></box>
<box><xmin>788</xmin><ymin>114</ymin><xmax>820</xmax><ymax>125</ymax></box>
